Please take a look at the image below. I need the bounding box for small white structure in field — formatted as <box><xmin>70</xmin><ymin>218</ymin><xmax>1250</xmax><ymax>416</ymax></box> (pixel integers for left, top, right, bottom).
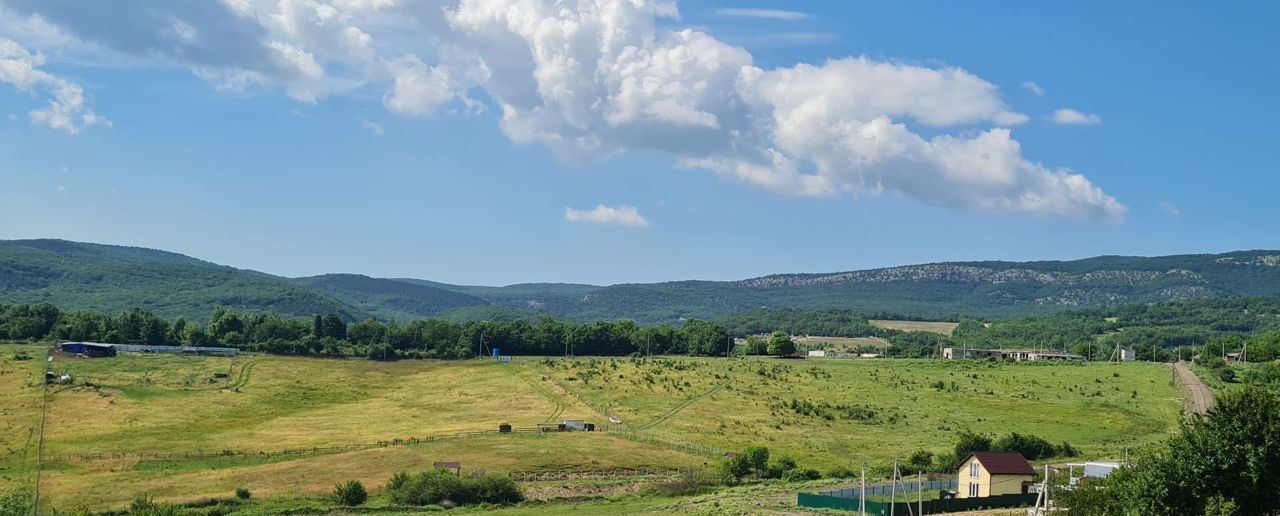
<box><xmin>563</xmin><ymin>419</ymin><xmax>586</xmax><ymax>430</ymax></box>
<box><xmin>807</xmin><ymin>350</ymin><xmax>827</xmax><ymax>357</ymax></box>
<box><xmin>1066</xmin><ymin>461</ymin><xmax>1123</xmax><ymax>486</ymax></box>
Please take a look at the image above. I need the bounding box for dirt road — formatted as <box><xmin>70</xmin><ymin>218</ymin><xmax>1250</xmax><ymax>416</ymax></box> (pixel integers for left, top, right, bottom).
<box><xmin>1172</xmin><ymin>361</ymin><xmax>1214</xmax><ymax>415</ymax></box>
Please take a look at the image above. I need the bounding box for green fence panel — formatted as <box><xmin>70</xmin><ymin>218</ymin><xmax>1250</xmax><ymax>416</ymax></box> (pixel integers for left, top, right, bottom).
<box><xmin>799</xmin><ymin>492</ymin><xmax>1037</xmax><ymax>514</ymax></box>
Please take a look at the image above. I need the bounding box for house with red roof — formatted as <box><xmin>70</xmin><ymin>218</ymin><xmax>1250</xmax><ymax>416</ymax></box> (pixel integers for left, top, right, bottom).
<box><xmin>957</xmin><ymin>451</ymin><xmax>1036</xmax><ymax>498</ymax></box>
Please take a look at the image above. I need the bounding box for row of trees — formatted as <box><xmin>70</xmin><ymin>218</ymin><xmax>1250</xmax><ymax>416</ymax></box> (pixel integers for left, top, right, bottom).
<box><xmin>0</xmin><ymin>303</ymin><xmax>733</xmax><ymax>359</ymax></box>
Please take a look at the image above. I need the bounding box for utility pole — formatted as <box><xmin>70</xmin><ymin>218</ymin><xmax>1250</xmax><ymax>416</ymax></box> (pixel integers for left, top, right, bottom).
<box><xmin>890</xmin><ymin>460</ymin><xmax>899</xmax><ymax>516</ymax></box>
<box><xmin>860</xmin><ymin>463</ymin><xmax>866</xmax><ymax>516</ymax></box>
<box><xmin>726</xmin><ymin>334</ymin><xmax>732</xmax><ymax>358</ymax></box>
<box><xmin>917</xmin><ymin>471</ymin><xmax>923</xmax><ymax>516</ymax></box>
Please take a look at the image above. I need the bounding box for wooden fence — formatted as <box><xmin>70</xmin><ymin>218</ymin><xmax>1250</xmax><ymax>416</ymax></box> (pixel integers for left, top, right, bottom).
<box><xmin>512</xmin><ymin>467</ymin><xmax>687</xmax><ymax>482</ymax></box>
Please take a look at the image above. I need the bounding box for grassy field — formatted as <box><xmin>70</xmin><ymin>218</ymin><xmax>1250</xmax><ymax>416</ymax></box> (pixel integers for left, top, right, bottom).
<box><xmin>0</xmin><ymin>345</ymin><xmax>1185</xmax><ymax>513</ymax></box>
<box><xmin>0</xmin><ymin>345</ymin><xmax>43</xmax><ymax>497</ymax></box>
<box><xmin>868</xmin><ymin>320</ymin><xmax>960</xmax><ymax>335</ymax></box>
<box><xmin>528</xmin><ymin>357</ymin><xmax>1181</xmax><ymax>470</ymax></box>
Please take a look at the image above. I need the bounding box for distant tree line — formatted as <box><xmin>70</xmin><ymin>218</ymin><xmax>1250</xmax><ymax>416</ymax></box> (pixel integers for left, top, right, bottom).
<box><xmin>714</xmin><ymin>298</ymin><xmax>1280</xmax><ymax>361</ymax></box>
<box><xmin>9</xmin><ymin>296</ymin><xmax>1280</xmax><ymax>361</ymax></box>
<box><xmin>0</xmin><ymin>303</ymin><xmax>731</xmax><ymax>359</ymax></box>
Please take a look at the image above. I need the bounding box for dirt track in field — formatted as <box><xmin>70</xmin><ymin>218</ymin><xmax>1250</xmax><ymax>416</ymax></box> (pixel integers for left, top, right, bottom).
<box><xmin>1172</xmin><ymin>361</ymin><xmax>1213</xmax><ymax>415</ymax></box>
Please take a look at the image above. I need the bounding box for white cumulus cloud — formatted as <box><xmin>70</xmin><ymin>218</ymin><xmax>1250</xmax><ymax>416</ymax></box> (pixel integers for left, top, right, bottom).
<box><xmin>0</xmin><ymin>0</ymin><xmax>1125</xmax><ymax>220</ymax></box>
<box><xmin>1021</xmin><ymin>81</ymin><xmax>1044</xmax><ymax>96</ymax></box>
<box><xmin>1051</xmin><ymin>108</ymin><xmax>1102</xmax><ymax>125</ymax></box>
<box><xmin>564</xmin><ymin>205</ymin><xmax>650</xmax><ymax>227</ymax></box>
<box><xmin>0</xmin><ymin>37</ymin><xmax>107</xmax><ymax>133</ymax></box>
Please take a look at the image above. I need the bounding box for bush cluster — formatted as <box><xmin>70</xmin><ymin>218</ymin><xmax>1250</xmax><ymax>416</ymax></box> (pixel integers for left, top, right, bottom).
<box><xmin>331</xmin><ymin>480</ymin><xmax>368</xmax><ymax>506</ymax></box>
<box><xmin>386</xmin><ymin>470</ymin><xmax>523</xmax><ymax>507</ymax></box>
<box><xmin>720</xmin><ymin>446</ymin><xmax>820</xmax><ymax>483</ymax></box>
<box><xmin>910</xmin><ymin>431</ymin><xmax>1077</xmax><ymax>473</ymax></box>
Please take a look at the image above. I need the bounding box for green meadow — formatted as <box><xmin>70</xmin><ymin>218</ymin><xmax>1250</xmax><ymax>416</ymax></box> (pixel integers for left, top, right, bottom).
<box><xmin>0</xmin><ymin>345</ymin><xmax>1183</xmax><ymax>512</ymax></box>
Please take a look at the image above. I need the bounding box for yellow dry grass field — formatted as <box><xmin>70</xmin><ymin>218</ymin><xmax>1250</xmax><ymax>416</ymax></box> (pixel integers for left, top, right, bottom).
<box><xmin>2</xmin><ymin>348</ymin><xmax>707</xmax><ymax>510</ymax></box>
<box><xmin>528</xmin><ymin>357</ymin><xmax>1182</xmax><ymax>471</ymax></box>
<box><xmin>0</xmin><ymin>345</ymin><xmax>43</xmax><ymax>494</ymax></box>
<box><xmin>40</xmin><ymin>433</ymin><xmax>704</xmax><ymax>510</ymax></box>
<box><xmin>41</xmin><ymin>354</ymin><xmax>602</xmax><ymax>455</ymax></box>
<box><xmin>0</xmin><ymin>345</ymin><xmax>1186</xmax><ymax>512</ymax></box>
<box><xmin>869</xmin><ymin>319</ymin><xmax>961</xmax><ymax>335</ymax></box>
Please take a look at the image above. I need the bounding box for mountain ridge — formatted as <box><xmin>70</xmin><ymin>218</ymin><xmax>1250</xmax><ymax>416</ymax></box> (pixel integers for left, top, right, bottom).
<box><xmin>3</xmin><ymin>238</ymin><xmax>1280</xmax><ymax>323</ymax></box>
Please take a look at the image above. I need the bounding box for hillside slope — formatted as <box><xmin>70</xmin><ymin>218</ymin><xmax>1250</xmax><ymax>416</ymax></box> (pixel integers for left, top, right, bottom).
<box><xmin>4</xmin><ymin>239</ymin><xmax>1280</xmax><ymax>323</ymax></box>
<box><xmin>294</xmin><ymin>274</ymin><xmax>488</xmax><ymax>321</ymax></box>
<box><xmin>0</xmin><ymin>240</ymin><xmax>365</xmax><ymax>322</ymax></box>
<box><xmin>562</xmin><ymin>252</ymin><xmax>1280</xmax><ymax>321</ymax></box>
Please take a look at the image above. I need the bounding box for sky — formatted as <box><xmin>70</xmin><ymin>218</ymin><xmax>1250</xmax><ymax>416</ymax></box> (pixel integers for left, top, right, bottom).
<box><xmin>0</xmin><ymin>1</ymin><xmax>1277</xmax><ymax>286</ymax></box>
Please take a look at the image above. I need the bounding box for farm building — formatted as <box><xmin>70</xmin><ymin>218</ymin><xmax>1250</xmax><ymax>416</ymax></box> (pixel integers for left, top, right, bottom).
<box><xmin>112</xmin><ymin>344</ymin><xmax>240</xmax><ymax>356</ymax></box>
<box><xmin>1065</xmin><ymin>461</ymin><xmax>1123</xmax><ymax>486</ymax></box>
<box><xmin>957</xmin><ymin>451</ymin><xmax>1035</xmax><ymax>498</ymax></box>
<box><xmin>57</xmin><ymin>342</ymin><xmax>117</xmax><ymax>358</ymax></box>
<box><xmin>57</xmin><ymin>342</ymin><xmax>239</xmax><ymax>356</ymax></box>
<box><xmin>942</xmin><ymin>348</ymin><xmax>1006</xmax><ymax>360</ymax></box>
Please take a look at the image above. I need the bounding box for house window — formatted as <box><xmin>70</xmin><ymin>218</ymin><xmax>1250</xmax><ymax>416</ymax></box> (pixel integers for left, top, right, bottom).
<box><xmin>969</xmin><ymin>483</ymin><xmax>979</xmax><ymax>497</ymax></box>
<box><xmin>969</xmin><ymin>462</ymin><xmax>979</xmax><ymax>478</ymax></box>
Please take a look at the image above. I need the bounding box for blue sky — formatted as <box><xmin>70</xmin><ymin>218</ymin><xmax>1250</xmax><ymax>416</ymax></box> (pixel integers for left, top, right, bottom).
<box><xmin>0</xmin><ymin>1</ymin><xmax>1276</xmax><ymax>285</ymax></box>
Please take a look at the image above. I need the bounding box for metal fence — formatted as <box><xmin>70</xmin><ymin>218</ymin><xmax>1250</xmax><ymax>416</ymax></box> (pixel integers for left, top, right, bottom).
<box><xmin>818</xmin><ymin>479</ymin><xmax>958</xmax><ymax>499</ymax></box>
<box><xmin>604</xmin><ymin>427</ymin><xmax>732</xmax><ymax>458</ymax></box>
<box><xmin>110</xmin><ymin>344</ymin><xmax>239</xmax><ymax>355</ymax></box>
<box><xmin>799</xmin><ymin>491</ymin><xmax>1039</xmax><ymax>515</ymax></box>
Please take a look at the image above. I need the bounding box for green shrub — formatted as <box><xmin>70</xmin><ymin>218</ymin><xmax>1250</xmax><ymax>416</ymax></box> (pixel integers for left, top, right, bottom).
<box><xmin>332</xmin><ymin>480</ymin><xmax>368</xmax><ymax>506</ymax></box>
<box><xmin>765</xmin><ymin>456</ymin><xmax>797</xmax><ymax>479</ymax></box>
<box><xmin>386</xmin><ymin>470</ymin><xmax>522</xmax><ymax>507</ymax></box>
<box><xmin>782</xmin><ymin>468</ymin><xmax>821</xmax><ymax>482</ymax></box>
<box><xmin>234</xmin><ymin>488</ymin><xmax>251</xmax><ymax>500</ymax></box>
<box><xmin>824</xmin><ymin>466</ymin><xmax>857</xmax><ymax>479</ymax></box>
<box><xmin>932</xmin><ymin>452</ymin><xmax>960</xmax><ymax>473</ymax></box>
<box><xmin>993</xmin><ymin>432</ymin><xmax>1057</xmax><ymax>460</ymax></box>
<box><xmin>0</xmin><ymin>489</ymin><xmax>33</xmax><ymax>516</ymax></box>
<box><xmin>953</xmin><ymin>431</ymin><xmax>992</xmax><ymax>458</ymax></box>
<box><xmin>128</xmin><ymin>495</ymin><xmax>181</xmax><ymax>516</ymax></box>
<box><xmin>1199</xmin><ymin>355</ymin><xmax>1227</xmax><ymax>369</ymax></box>
<box><xmin>655</xmin><ymin>469</ymin><xmax>720</xmax><ymax>496</ymax></box>
<box><xmin>906</xmin><ymin>449</ymin><xmax>934</xmax><ymax>472</ymax></box>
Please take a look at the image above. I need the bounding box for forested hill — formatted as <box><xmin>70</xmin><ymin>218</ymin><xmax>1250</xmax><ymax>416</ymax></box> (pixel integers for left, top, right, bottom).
<box><xmin>4</xmin><ymin>239</ymin><xmax>1280</xmax><ymax>322</ymax></box>
<box><xmin>293</xmin><ymin>274</ymin><xmax>488</xmax><ymax>321</ymax></box>
<box><xmin>0</xmin><ymin>239</ymin><xmax>366</xmax><ymax>322</ymax></box>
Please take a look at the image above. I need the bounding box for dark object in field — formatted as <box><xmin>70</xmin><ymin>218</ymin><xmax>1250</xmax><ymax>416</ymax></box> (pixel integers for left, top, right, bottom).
<box><xmin>499</xmin><ymin>423</ymin><xmax>512</xmax><ymax>433</ymax></box>
<box><xmin>56</xmin><ymin>342</ymin><xmax>117</xmax><ymax>358</ymax></box>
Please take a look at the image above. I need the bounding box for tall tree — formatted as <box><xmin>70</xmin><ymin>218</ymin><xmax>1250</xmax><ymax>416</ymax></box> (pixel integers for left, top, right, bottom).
<box><xmin>766</xmin><ymin>331</ymin><xmax>796</xmax><ymax>356</ymax></box>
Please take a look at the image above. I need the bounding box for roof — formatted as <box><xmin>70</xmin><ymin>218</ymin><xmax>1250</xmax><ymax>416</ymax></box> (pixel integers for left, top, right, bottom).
<box><xmin>964</xmin><ymin>451</ymin><xmax>1036</xmax><ymax>476</ymax></box>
